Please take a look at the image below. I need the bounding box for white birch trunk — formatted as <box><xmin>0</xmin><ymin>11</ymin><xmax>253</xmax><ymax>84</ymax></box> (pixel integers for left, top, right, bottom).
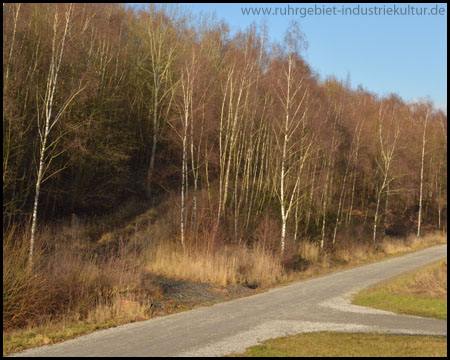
<box><xmin>383</xmin><ymin>183</ymin><xmax>389</xmax><ymax>236</ymax></box>
<box><xmin>417</xmin><ymin>109</ymin><xmax>429</xmax><ymax>237</ymax></box>
<box><xmin>30</xmin><ymin>4</ymin><xmax>75</xmax><ymax>269</ymax></box>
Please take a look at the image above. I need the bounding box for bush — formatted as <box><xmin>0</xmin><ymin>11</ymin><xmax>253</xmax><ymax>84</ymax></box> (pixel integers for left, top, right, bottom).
<box><xmin>3</xmin><ymin>230</ymin><xmax>48</xmax><ymax>330</ymax></box>
<box><xmin>3</xmin><ymin>221</ymin><xmax>152</xmax><ymax>331</ymax></box>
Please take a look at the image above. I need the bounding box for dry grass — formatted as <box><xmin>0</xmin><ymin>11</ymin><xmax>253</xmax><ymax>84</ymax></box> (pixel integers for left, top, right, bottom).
<box><xmin>3</xmin><ymin>227</ymin><xmax>49</xmax><ymax>330</ymax></box>
<box><xmin>298</xmin><ymin>240</ymin><xmax>320</xmax><ymax>263</ymax></box>
<box><xmin>406</xmin><ymin>231</ymin><xmax>447</xmax><ymax>249</ymax></box>
<box><xmin>331</xmin><ymin>231</ymin><xmax>447</xmax><ymax>265</ymax></box>
<box><xmin>229</xmin><ymin>332</ymin><xmax>447</xmax><ymax>357</ymax></box>
<box><xmin>3</xmin><ymin>218</ymin><xmax>161</xmax><ymax>355</ymax></box>
<box><xmin>144</xmin><ymin>241</ymin><xmax>285</xmax><ymax>288</ymax></box>
<box><xmin>381</xmin><ymin>231</ymin><xmax>447</xmax><ymax>255</ymax></box>
<box><xmin>83</xmin><ymin>295</ymin><xmax>152</xmax><ymax>324</ymax></box>
<box><xmin>3</xmin><ymin>220</ymin><xmax>157</xmax><ymax>333</ymax></box>
<box><xmin>3</xmin><ymin>294</ymin><xmax>153</xmax><ymax>355</ymax></box>
<box><xmin>393</xmin><ymin>259</ymin><xmax>447</xmax><ymax>300</ymax></box>
<box><xmin>380</xmin><ymin>236</ymin><xmax>408</xmax><ymax>255</ymax></box>
<box><xmin>353</xmin><ymin>258</ymin><xmax>447</xmax><ymax>320</ymax></box>
<box><xmin>143</xmin><ymin>229</ymin><xmax>446</xmax><ymax>290</ymax></box>
<box><xmin>334</xmin><ymin>240</ymin><xmax>375</xmax><ymax>264</ymax></box>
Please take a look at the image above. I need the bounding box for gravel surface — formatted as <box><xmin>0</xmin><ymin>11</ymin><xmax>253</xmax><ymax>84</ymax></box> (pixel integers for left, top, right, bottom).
<box><xmin>141</xmin><ymin>274</ymin><xmax>257</xmax><ymax>316</ymax></box>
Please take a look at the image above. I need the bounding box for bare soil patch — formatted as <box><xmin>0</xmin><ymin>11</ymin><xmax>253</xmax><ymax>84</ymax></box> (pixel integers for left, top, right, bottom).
<box><xmin>141</xmin><ymin>273</ymin><xmax>257</xmax><ymax>316</ymax></box>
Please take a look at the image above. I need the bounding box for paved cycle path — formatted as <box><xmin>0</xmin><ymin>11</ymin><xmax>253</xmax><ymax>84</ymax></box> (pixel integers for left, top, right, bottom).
<box><xmin>11</xmin><ymin>244</ymin><xmax>447</xmax><ymax>357</ymax></box>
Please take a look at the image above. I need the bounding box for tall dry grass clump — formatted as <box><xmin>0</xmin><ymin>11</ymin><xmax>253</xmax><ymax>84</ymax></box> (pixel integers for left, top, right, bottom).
<box><xmin>381</xmin><ymin>231</ymin><xmax>447</xmax><ymax>255</ymax></box>
<box><xmin>41</xmin><ymin>246</ymin><xmax>143</xmax><ymax>321</ymax></box>
<box><xmin>3</xmin><ymin>227</ymin><xmax>49</xmax><ymax>330</ymax></box>
<box><xmin>405</xmin><ymin>231</ymin><xmax>447</xmax><ymax>249</ymax></box>
<box><xmin>380</xmin><ymin>236</ymin><xmax>408</xmax><ymax>255</ymax></box>
<box><xmin>3</xmin><ymin>220</ymin><xmax>156</xmax><ymax>332</ymax></box>
<box><xmin>398</xmin><ymin>258</ymin><xmax>447</xmax><ymax>300</ymax></box>
<box><xmin>144</xmin><ymin>240</ymin><xmax>285</xmax><ymax>288</ymax></box>
<box><xmin>298</xmin><ymin>240</ymin><xmax>320</xmax><ymax>263</ymax></box>
<box><xmin>333</xmin><ymin>237</ymin><xmax>375</xmax><ymax>264</ymax></box>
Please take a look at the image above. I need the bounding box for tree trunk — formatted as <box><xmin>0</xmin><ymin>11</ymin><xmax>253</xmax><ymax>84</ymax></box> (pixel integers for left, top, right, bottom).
<box><xmin>417</xmin><ymin>109</ymin><xmax>429</xmax><ymax>237</ymax></box>
<box><xmin>30</xmin><ymin>3</ymin><xmax>76</xmax><ymax>269</ymax></box>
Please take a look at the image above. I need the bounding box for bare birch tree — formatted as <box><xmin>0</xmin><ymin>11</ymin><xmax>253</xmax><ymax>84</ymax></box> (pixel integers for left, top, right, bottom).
<box><xmin>29</xmin><ymin>3</ymin><xmax>85</xmax><ymax>268</ymax></box>
<box><xmin>417</xmin><ymin>106</ymin><xmax>430</xmax><ymax>237</ymax></box>
<box><xmin>272</xmin><ymin>23</ymin><xmax>310</xmax><ymax>255</ymax></box>
<box><xmin>372</xmin><ymin>103</ymin><xmax>400</xmax><ymax>243</ymax></box>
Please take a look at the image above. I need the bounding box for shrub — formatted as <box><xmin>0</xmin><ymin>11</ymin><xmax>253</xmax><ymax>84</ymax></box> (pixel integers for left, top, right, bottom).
<box><xmin>3</xmin><ymin>229</ymin><xmax>48</xmax><ymax>330</ymax></box>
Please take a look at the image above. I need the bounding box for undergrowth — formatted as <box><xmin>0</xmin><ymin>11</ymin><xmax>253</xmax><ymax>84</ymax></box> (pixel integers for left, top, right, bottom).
<box><xmin>3</xmin><ymin>200</ymin><xmax>447</xmax><ymax>355</ymax></box>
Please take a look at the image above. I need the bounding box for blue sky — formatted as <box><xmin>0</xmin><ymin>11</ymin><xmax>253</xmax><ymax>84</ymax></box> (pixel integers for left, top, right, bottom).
<box><xmin>130</xmin><ymin>3</ymin><xmax>447</xmax><ymax>112</ymax></box>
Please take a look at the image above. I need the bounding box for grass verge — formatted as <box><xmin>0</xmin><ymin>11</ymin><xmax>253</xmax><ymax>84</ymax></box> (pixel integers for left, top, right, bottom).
<box><xmin>3</xmin><ymin>295</ymin><xmax>154</xmax><ymax>355</ymax></box>
<box><xmin>228</xmin><ymin>332</ymin><xmax>447</xmax><ymax>357</ymax></box>
<box><xmin>352</xmin><ymin>258</ymin><xmax>447</xmax><ymax>320</ymax></box>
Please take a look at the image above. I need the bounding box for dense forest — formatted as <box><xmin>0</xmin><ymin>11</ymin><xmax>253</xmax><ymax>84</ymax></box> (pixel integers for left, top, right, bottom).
<box><xmin>3</xmin><ymin>3</ymin><xmax>447</xmax><ymax>257</ymax></box>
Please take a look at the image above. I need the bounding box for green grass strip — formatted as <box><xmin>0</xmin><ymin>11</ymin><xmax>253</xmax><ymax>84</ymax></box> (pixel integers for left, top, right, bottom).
<box><xmin>229</xmin><ymin>332</ymin><xmax>447</xmax><ymax>357</ymax></box>
<box><xmin>353</xmin><ymin>258</ymin><xmax>447</xmax><ymax>320</ymax></box>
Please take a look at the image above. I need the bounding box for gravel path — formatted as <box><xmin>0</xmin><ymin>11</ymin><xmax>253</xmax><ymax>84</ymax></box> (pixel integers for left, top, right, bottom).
<box><xmin>10</xmin><ymin>244</ymin><xmax>447</xmax><ymax>357</ymax></box>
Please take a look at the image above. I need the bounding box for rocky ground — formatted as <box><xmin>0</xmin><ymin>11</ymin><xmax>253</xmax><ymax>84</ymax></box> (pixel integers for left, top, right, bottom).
<box><xmin>140</xmin><ymin>273</ymin><xmax>258</xmax><ymax>317</ymax></box>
